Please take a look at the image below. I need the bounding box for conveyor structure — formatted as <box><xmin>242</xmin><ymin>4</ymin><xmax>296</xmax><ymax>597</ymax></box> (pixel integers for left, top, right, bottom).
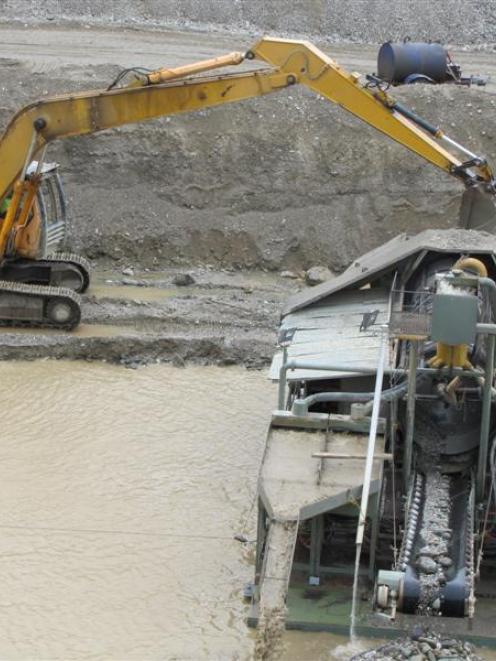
<box><xmin>248</xmin><ymin>229</ymin><xmax>496</xmax><ymax>646</ymax></box>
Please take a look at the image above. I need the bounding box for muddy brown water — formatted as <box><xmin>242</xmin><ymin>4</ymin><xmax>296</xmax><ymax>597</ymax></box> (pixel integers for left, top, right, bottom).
<box><xmin>0</xmin><ymin>361</ymin><xmax>415</xmax><ymax>659</ymax></box>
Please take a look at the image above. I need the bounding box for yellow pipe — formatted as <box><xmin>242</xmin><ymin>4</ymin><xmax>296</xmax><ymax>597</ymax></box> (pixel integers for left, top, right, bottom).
<box><xmin>147</xmin><ymin>51</ymin><xmax>245</xmax><ymax>85</ymax></box>
<box><xmin>453</xmin><ymin>256</ymin><xmax>488</xmax><ymax>278</ymax></box>
<box><xmin>428</xmin><ymin>344</ymin><xmax>472</xmax><ymax>369</ymax></box>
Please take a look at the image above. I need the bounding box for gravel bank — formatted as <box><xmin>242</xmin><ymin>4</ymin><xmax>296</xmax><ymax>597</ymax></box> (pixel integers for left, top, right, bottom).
<box><xmin>3</xmin><ymin>1</ymin><xmax>496</xmax><ymax>46</ymax></box>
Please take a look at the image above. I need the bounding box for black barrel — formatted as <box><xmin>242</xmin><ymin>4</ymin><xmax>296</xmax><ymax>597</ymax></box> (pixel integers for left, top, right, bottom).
<box><xmin>378</xmin><ymin>42</ymin><xmax>448</xmax><ymax>84</ymax></box>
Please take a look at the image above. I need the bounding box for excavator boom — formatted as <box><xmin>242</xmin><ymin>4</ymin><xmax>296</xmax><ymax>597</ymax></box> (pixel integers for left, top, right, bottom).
<box><xmin>1</xmin><ymin>38</ymin><xmax>495</xmax><ymax>237</ymax></box>
<box><xmin>1</xmin><ymin>39</ymin><xmax>495</xmax><ymax>200</ymax></box>
<box><xmin>0</xmin><ymin>36</ymin><xmax>494</xmax><ymax>329</ymax></box>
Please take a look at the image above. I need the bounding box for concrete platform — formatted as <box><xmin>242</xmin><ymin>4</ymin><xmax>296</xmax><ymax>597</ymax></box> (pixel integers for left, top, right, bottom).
<box><xmin>259</xmin><ymin>425</ymin><xmax>385</xmax><ymax>522</ymax></box>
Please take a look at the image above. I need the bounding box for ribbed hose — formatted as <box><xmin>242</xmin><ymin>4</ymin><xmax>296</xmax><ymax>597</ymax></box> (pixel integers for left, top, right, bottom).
<box><xmin>292</xmin><ymin>380</ymin><xmax>408</xmax><ymax>415</ymax></box>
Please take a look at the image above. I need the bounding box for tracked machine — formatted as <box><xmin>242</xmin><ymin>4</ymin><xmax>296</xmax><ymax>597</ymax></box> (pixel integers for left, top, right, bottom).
<box><xmin>0</xmin><ymin>160</ymin><xmax>90</xmax><ymax>329</ymax></box>
<box><xmin>248</xmin><ymin>236</ymin><xmax>496</xmax><ymax>645</ymax></box>
<box><xmin>0</xmin><ymin>37</ymin><xmax>495</xmax><ymax>329</ymax></box>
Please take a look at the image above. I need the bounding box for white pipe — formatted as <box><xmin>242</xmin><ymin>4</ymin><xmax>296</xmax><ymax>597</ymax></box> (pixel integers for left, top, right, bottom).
<box><xmin>350</xmin><ymin>325</ymin><xmax>388</xmax><ymax>636</ymax></box>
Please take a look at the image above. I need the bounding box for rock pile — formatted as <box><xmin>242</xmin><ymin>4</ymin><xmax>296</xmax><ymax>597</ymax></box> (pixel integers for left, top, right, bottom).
<box><xmin>351</xmin><ymin>632</ymin><xmax>483</xmax><ymax>660</ymax></box>
<box><xmin>415</xmin><ymin>472</ymin><xmax>453</xmax><ymax>613</ymax></box>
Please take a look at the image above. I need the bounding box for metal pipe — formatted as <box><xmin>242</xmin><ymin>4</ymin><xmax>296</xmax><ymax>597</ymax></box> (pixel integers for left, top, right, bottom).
<box><xmin>277</xmin><ymin>359</ymin><xmax>392</xmax><ymax>411</ymax></box>
<box><xmin>477</xmin><ymin>323</ymin><xmax>496</xmax><ymax>336</ymax></box>
<box><xmin>284</xmin><ymin>358</ymin><xmax>384</xmax><ymax>374</ymax></box>
<box><xmin>478</xmin><ymin>333</ymin><xmax>495</xmax><ymax>501</ymax></box>
<box><xmin>479</xmin><ymin>279</ymin><xmax>496</xmax><ymax>321</ymax></box>
<box><xmin>277</xmin><ymin>357</ymin><xmax>484</xmax><ymax>411</ymax></box>
<box><xmin>20</xmin><ymin>130</ymin><xmax>37</xmax><ymax>182</ymax></box>
<box><xmin>351</xmin><ymin>327</ymin><xmax>388</xmax><ymax>634</ymax></box>
<box><xmin>291</xmin><ymin>380</ymin><xmax>408</xmax><ymax>416</ymax></box>
<box><xmin>34</xmin><ymin>146</ymin><xmax>48</xmax><ymax>176</ymax></box>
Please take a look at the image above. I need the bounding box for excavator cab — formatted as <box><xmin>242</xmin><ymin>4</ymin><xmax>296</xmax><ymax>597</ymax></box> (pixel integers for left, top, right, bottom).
<box><xmin>33</xmin><ymin>162</ymin><xmax>68</xmax><ymax>257</ymax></box>
<box><xmin>1</xmin><ymin>161</ymin><xmax>67</xmax><ymax>261</ymax></box>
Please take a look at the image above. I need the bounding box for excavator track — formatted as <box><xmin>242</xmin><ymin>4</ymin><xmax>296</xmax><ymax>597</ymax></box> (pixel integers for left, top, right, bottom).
<box><xmin>0</xmin><ymin>252</ymin><xmax>91</xmax><ymax>294</ymax></box>
<box><xmin>0</xmin><ymin>279</ymin><xmax>81</xmax><ymax>330</ymax></box>
<box><xmin>44</xmin><ymin>252</ymin><xmax>91</xmax><ymax>293</ymax></box>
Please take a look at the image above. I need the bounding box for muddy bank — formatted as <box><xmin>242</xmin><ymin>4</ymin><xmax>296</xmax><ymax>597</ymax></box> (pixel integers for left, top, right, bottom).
<box><xmin>0</xmin><ymin>268</ymin><xmax>297</xmax><ymax>367</ymax></box>
<box><xmin>3</xmin><ymin>0</ymin><xmax>496</xmax><ymax>46</ymax></box>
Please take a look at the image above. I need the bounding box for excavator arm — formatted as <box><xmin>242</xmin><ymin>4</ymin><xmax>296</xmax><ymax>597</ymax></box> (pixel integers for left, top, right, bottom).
<box><xmin>0</xmin><ymin>37</ymin><xmax>494</xmax><ymax>260</ymax></box>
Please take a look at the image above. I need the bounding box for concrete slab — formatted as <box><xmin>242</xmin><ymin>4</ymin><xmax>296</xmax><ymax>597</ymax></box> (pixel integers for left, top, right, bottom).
<box><xmin>259</xmin><ymin>426</ymin><xmax>385</xmax><ymax>521</ymax></box>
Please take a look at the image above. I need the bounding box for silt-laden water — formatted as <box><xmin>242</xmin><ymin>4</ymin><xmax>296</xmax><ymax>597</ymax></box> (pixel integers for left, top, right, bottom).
<box><xmin>0</xmin><ymin>360</ymin><xmax>380</xmax><ymax>659</ymax></box>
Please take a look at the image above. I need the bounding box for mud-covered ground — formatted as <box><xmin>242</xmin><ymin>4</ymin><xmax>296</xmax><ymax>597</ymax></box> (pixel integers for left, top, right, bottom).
<box><xmin>0</xmin><ymin>266</ymin><xmax>299</xmax><ymax>367</ymax></box>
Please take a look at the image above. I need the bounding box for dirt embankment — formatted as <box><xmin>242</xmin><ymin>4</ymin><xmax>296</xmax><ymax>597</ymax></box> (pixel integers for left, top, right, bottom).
<box><xmin>35</xmin><ymin>85</ymin><xmax>496</xmax><ymax>272</ymax></box>
<box><xmin>0</xmin><ymin>268</ymin><xmax>297</xmax><ymax>368</ymax></box>
<box><xmin>1</xmin><ymin>44</ymin><xmax>495</xmax><ymax>274</ymax></box>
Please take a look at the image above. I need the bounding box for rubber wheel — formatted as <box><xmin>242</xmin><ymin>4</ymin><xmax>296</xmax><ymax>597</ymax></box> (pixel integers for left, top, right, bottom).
<box><xmin>46</xmin><ymin>297</ymin><xmax>81</xmax><ymax>329</ymax></box>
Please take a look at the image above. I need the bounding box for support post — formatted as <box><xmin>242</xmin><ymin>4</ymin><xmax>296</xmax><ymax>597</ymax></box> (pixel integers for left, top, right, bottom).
<box><xmin>351</xmin><ymin>326</ymin><xmax>388</xmax><ymax>634</ymax></box>
<box><xmin>403</xmin><ymin>340</ymin><xmax>419</xmax><ymax>491</ymax></box>
<box><xmin>255</xmin><ymin>499</ymin><xmax>267</xmax><ymax>574</ymax></box>
<box><xmin>368</xmin><ymin>492</ymin><xmax>381</xmax><ymax>581</ymax></box>
<box><xmin>309</xmin><ymin>515</ymin><xmax>324</xmax><ymax>583</ymax></box>
<box><xmin>477</xmin><ymin>334</ymin><xmax>495</xmax><ymax>501</ymax></box>
<box><xmin>278</xmin><ymin>346</ymin><xmax>288</xmax><ymax>410</ymax></box>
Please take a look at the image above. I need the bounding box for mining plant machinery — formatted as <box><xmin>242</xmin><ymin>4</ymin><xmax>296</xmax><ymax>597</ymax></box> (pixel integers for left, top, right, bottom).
<box><xmin>0</xmin><ymin>38</ymin><xmax>495</xmax><ymax>328</ymax></box>
<box><xmin>250</xmin><ymin>232</ymin><xmax>496</xmax><ymax>646</ymax></box>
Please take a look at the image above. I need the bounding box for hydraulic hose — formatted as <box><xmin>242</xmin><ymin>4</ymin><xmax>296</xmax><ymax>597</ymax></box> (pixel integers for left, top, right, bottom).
<box><xmin>291</xmin><ymin>380</ymin><xmax>409</xmax><ymax>416</ymax></box>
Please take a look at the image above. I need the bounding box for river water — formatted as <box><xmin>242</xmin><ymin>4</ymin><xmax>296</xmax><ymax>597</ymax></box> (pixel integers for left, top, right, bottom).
<box><xmin>0</xmin><ymin>360</ymin><xmax>383</xmax><ymax>659</ymax></box>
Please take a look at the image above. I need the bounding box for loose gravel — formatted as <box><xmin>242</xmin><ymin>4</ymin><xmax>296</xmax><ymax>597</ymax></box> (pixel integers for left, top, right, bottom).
<box><xmin>351</xmin><ymin>632</ymin><xmax>483</xmax><ymax>660</ymax></box>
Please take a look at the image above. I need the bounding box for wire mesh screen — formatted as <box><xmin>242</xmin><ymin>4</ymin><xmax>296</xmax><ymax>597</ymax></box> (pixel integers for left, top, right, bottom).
<box><xmin>389</xmin><ymin>290</ymin><xmax>433</xmax><ymax>339</ymax></box>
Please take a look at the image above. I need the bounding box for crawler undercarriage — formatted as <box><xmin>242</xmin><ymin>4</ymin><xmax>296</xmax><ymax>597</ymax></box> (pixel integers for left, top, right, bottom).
<box><xmin>0</xmin><ymin>164</ymin><xmax>90</xmax><ymax>330</ymax></box>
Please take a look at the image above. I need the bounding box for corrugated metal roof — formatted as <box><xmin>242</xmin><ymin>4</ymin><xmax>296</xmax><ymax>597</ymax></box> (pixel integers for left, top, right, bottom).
<box><xmin>282</xmin><ymin>228</ymin><xmax>496</xmax><ymax>316</ymax></box>
<box><xmin>269</xmin><ymin>288</ymin><xmax>390</xmax><ymax>381</ymax></box>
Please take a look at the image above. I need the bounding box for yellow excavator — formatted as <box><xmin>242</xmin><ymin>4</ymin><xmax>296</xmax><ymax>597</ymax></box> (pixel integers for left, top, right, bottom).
<box><xmin>0</xmin><ymin>37</ymin><xmax>494</xmax><ymax>329</ymax></box>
